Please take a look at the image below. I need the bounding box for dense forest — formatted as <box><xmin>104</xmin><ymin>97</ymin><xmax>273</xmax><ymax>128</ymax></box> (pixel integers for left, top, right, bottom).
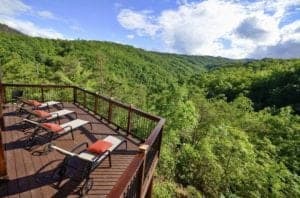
<box><xmin>1</xmin><ymin>25</ymin><xmax>299</xmax><ymax>197</ymax></box>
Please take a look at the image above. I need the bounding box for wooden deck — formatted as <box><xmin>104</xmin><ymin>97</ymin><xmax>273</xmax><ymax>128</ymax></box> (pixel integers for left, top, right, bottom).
<box><xmin>0</xmin><ymin>103</ymin><xmax>140</xmax><ymax>198</ymax></box>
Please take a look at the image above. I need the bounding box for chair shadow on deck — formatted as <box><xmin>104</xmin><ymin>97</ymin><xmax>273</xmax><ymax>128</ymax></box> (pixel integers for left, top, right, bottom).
<box><xmin>4</xmin><ymin>121</ymin><xmax>31</xmax><ymax>132</ymax></box>
<box><xmin>3</xmin><ymin>111</ymin><xmax>19</xmax><ymax>117</ymax></box>
<box><xmin>0</xmin><ymin>160</ymin><xmax>81</xmax><ymax>197</ymax></box>
<box><xmin>4</xmin><ymin>124</ymin><xmax>96</xmax><ymax>152</ymax></box>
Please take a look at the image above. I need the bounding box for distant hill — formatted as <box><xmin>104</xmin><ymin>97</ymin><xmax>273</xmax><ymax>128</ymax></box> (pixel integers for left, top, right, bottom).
<box><xmin>0</xmin><ymin>23</ymin><xmax>240</xmax><ymax>71</ymax></box>
<box><xmin>0</xmin><ymin>23</ymin><xmax>241</xmax><ymax>95</ymax></box>
<box><xmin>0</xmin><ymin>23</ymin><xmax>24</xmax><ymax>35</ymax></box>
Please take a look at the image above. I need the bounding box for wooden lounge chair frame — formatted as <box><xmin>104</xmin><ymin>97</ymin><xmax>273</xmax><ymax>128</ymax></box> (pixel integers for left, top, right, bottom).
<box><xmin>47</xmin><ymin>135</ymin><xmax>127</xmax><ymax>195</ymax></box>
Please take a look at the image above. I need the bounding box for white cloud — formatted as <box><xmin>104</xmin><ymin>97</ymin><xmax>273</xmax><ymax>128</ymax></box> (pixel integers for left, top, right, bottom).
<box><xmin>280</xmin><ymin>20</ymin><xmax>300</xmax><ymax>42</ymax></box>
<box><xmin>0</xmin><ymin>0</ymin><xmax>65</xmax><ymax>39</ymax></box>
<box><xmin>0</xmin><ymin>17</ymin><xmax>64</xmax><ymax>39</ymax></box>
<box><xmin>117</xmin><ymin>0</ymin><xmax>300</xmax><ymax>58</ymax></box>
<box><xmin>127</xmin><ymin>34</ymin><xmax>135</xmax><ymax>39</ymax></box>
<box><xmin>0</xmin><ymin>0</ymin><xmax>30</xmax><ymax>15</ymax></box>
<box><xmin>158</xmin><ymin>0</ymin><xmax>245</xmax><ymax>56</ymax></box>
<box><xmin>37</xmin><ymin>10</ymin><xmax>56</xmax><ymax>19</ymax></box>
<box><xmin>118</xmin><ymin>9</ymin><xmax>160</xmax><ymax>37</ymax></box>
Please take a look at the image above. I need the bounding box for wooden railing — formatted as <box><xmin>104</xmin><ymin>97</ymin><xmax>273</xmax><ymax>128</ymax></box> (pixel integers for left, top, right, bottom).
<box><xmin>1</xmin><ymin>83</ymin><xmax>165</xmax><ymax>197</ymax></box>
<box><xmin>107</xmin><ymin>119</ymin><xmax>164</xmax><ymax>198</ymax></box>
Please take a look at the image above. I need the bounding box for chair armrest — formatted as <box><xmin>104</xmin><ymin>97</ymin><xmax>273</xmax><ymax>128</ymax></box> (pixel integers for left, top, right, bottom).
<box><xmin>61</xmin><ymin>125</ymin><xmax>73</xmax><ymax>132</ymax></box>
<box><xmin>92</xmin><ymin>150</ymin><xmax>110</xmax><ymax>163</ymax></box>
<box><xmin>50</xmin><ymin>113</ymin><xmax>60</xmax><ymax>124</ymax></box>
<box><xmin>51</xmin><ymin>144</ymin><xmax>76</xmax><ymax>157</ymax></box>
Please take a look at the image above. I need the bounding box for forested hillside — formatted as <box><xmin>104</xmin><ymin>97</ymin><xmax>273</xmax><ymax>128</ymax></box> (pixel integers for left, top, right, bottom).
<box><xmin>1</xmin><ymin>28</ymin><xmax>299</xmax><ymax>197</ymax></box>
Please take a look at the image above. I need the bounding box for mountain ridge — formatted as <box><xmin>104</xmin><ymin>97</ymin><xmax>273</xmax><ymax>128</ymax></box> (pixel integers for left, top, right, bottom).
<box><xmin>0</xmin><ymin>22</ymin><xmax>243</xmax><ymax>68</ymax></box>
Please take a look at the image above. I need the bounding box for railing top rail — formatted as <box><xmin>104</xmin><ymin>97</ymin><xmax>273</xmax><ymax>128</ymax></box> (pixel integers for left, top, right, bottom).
<box><xmin>3</xmin><ymin>82</ymin><xmax>163</xmax><ymax>123</ymax></box>
<box><xmin>76</xmin><ymin>86</ymin><xmax>162</xmax><ymax>122</ymax></box>
<box><xmin>2</xmin><ymin>83</ymin><xmax>74</xmax><ymax>88</ymax></box>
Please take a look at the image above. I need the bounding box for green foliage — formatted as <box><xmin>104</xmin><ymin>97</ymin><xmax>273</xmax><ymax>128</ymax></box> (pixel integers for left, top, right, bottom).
<box><xmin>1</xmin><ymin>27</ymin><xmax>299</xmax><ymax>197</ymax></box>
<box><xmin>153</xmin><ymin>180</ymin><xmax>177</xmax><ymax>198</ymax></box>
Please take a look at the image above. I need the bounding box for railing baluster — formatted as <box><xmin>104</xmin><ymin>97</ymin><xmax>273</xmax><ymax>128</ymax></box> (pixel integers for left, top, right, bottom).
<box><xmin>41</xmin><ymin>86</ymin><xmax>45</xmax><ymax>102</ymax></box>
<box><xmin>94</xmin><ymin>95</ymin><xmax>98</xmax><ymax>114</ymax></box>
<box><xmin>108</xmin><ymin>97</ymin><xmax>113</xmax><ymax>122</ymax></box>
<box><xmin>127</xmin><ymin>104</ymin><xmax>133</xmax><ymax>136</ymax></box>
<box><xmin>2</xmin><ymin>85</ymin><xmax>6</xmax><ymax>104</ymax></box>
<box><xmin>73</xmin><ymin>87</ymin><xmax>77</xmax><ymax>104</ymax></box>
<box><xmin>83</xmin><ymin>90</ymin><xmax>87</xmax><ymax>107</ymax></box>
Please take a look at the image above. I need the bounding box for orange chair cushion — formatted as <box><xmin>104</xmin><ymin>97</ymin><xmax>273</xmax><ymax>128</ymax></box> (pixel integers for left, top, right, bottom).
<box><xmin>33</xmin><ymin>110</ymin><xmax>51</xmax><ymax>118</ymax></box>
<box><xmin>27</xmin><ymin>100</ymin><xmax>42</xmax><ymax>107</ymax></box>
<box><xmin>42</xmin><ymin>123</ymin><xmax>63</xmax><ymax>132</ymax></box>
<box><xmin>87</xmin><ymin>140</ymin><xmax>112</xmax><ymax>154</ymax></box>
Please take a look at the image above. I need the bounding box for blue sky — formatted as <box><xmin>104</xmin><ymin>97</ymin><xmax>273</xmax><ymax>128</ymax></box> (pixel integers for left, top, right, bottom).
<box><xmin>0</xmin><ymin>0</ymin><xmax>300</xmax><ymax>59</ymax></box>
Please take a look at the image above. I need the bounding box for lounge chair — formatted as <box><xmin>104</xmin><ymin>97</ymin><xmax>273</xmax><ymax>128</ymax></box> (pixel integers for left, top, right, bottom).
<box><xmin>17</xmin><ymin>99</ymin><xmax>64</xmax><ymax>115</ymax></box>
<box><xmin>47</xmin><ymin>135</ymin><xmax>127</xmax><ymax>195</ymax></box>
<box><xmin>24</xmin><ymin>119</ymin><xmax>92</xmax><ymax>149</ymax></box>
<box><xmin>24</xmin><ymin>109</ymin><xmax>77</xmax><ymax>124</ymax></box>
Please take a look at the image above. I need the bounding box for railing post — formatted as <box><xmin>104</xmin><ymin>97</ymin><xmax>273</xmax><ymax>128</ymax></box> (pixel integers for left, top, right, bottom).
<box><xmin>94</xmin><ymin>94</ymin><xmax>98</xmax><ymax>114</ymax></box>
<box><xmin>41</xmin><ymin>86</ymin><xmax>45</xmax><ymax>102</ymax></box>
<box><xmin>127</xmin><ymin>104</ymin><xmax>133</xmax><ymax>136</ymax></box>
<box><xmin>108</xmin><ymin>97</ymin><xmax>113</xmax><ymax>123</ymax></box>
<box><xmin>139</xmin><ymin>144</ymin><xmax>149</xmax><ymax>198</ymax></box>
<box><xmin>145</xmin><ymin>177</ymin><xmax>154</xmax><ymax>198</ymax></box>
<box><xmin>158</xmin><ymin>127</ymin><xmax>163</xmax><ymax>157</ymax></box>
<box><xmin>73</xmin><ymin>87</ymin><xmax>77</xmax><ymax>104</ymax></box>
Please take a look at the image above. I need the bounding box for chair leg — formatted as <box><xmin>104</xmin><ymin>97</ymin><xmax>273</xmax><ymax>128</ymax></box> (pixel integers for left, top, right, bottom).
<box><xmin>81</xmin><ymin>176</ymin><xmax>93</xmax><ymax>196</ymax></box>
<box><xmin>108</xmin><ymin>152</ymin><xmax>112</xmax><ymax>167</ymax></box>
<box><xmin>25</xmin><ymin>127</ymin><xmax>40</xmax><ymax>149</ymax></box>
<box><xmin>70</xmin><ymin>130</ymin><xmax>74</xmax><ymax>140</ymax></box>
<box><xmin>124</xmin><ymin>140</ymin><xmax>127</xmax><ymax>150</ymax></box>
<box><xmin>46</xmin><ymin>104</ymin><xmax>50</xmax><ymax>112</ymax></box>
